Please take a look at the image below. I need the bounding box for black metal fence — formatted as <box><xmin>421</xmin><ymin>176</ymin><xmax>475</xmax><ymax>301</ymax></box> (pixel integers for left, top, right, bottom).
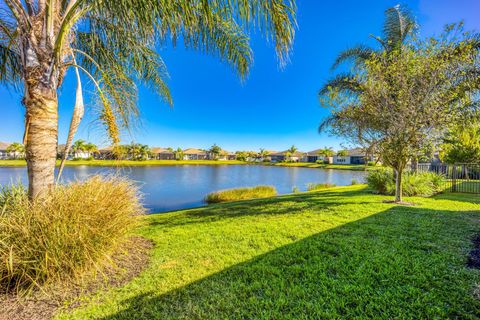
<box><xmin>414</xmin><ymin>163</ymin><xmax>480</xmax><ymax>194</ymax></box>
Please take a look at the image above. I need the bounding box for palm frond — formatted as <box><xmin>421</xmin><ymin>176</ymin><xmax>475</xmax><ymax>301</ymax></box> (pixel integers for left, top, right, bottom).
<box><xmin>383</xmin><ymin>5</ymin><xmax>416</xmax><ymax>51</ymax></box>
<box><xmin>318</xmin><ymin>73</ymin><xmax>363</xmax><ymax>96</ymax></box>
<box><xmin>331</xmin><ymin>45</ymin><xmax>376</xmax><ymax>70</ymax></box>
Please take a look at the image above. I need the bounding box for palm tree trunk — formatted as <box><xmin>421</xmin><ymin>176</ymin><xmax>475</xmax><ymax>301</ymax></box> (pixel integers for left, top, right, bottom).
<box><xmin>24</xmin><ymin>83</ymin><xmax>58</xmax><ymax>198</ymax></box>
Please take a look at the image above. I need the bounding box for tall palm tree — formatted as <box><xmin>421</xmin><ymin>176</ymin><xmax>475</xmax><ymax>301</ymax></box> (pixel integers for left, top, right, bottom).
<box><xmin>331</xmin><ymin>5</ymin><xmax>415</xmax><ymax>71</ymax></box>
<box><xmin>0</xmin><ymin>0</ymin><xmax>296</xmax><ymax>198</ymax></box>
<box><xmin>84</xmin><ymin>142</ymin><xmax>98</xmax><ymax>158</ymax></box>
<box><xmin>209</xmin><ymin>143</ymin><xmax>221</xmax><ymax>160</ymax></box>
<box><xmin>259</xmin><ymin>148</ymin><xmax>269</xmax><ymax>161</ymax></box>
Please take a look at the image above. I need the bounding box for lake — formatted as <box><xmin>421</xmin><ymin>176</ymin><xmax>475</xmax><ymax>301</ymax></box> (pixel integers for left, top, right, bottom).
<box><xmin>0</xmin><ymin>165</ymin><xmax>365</xmax><ymax>213</ymax></box>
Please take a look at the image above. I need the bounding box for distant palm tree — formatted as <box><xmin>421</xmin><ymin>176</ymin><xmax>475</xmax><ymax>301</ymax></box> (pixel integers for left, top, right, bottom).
<box><xmin>72</xmin><ymin>140</ymin><xmax>88</xmax><ymax>158</ymax></box>
<box><xmin>259</xmin><ymin>148</ymin><xmax>269</xmax><ymax>161</ymax></box>
<box><xmin>6</xmin><ymin>142</ymin><xmax>25</xmax><ymax>159</ymax></box>
<box><xmin>337</xmin><ymin>150</ymin><xmax>349</xmax><ymax>157</ymax></box>
<box><xmin>209</xmin><ymin>144</ymin><xmax>222</xmax><ymax>160</ymax></box>
<box><xmin>174</xmin><ymin>148</ymin><xmax>185</xmax><ymax>161</ymax></box>
<box><xmin>286</xmin><ymin>145</ymin><xmax>297</xmax><ymax>161</ymax></box>
<box><xmin>84</xmin><ymin>143</ymin><xmax>98</xmax><ymax>158</ymax></box>
<box><xmin>317</xmin><ymin>147</ymin><xmax>334</xmax><ymax>162</ymax></box>
<box><xmin>0</xmin><ymin>0</ymin><xmax>296</xmax><ymax>198</ymax></box>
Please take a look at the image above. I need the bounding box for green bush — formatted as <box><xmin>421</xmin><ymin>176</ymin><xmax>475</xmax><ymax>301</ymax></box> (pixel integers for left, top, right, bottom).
<box><xmin>205</xmin><ymin>186</ymin><xmax>277</xmax><ymax>204</ymax></box>
<box><xmin>351</xmin><ymin>179</ymin><xmax>359</xmax><ymax>185</ymax></box>
<box><xmin>367</xmin><ymin>161</ymin><xmax>376</xmax><ymax>166</ymax></box>
<box><xmin>366</xmin><ymin>169</ymin><xmax>444</xmax><ymax>196</ymax></box>
<box><xmin>0</xmin><ymin>176</ymin><xmax>143</xmax><ymax>293</ymax></box>
<box><xmin>307</xmin><ymin>183</ymin><xmax>336</xmax><ymax>191</ymax></box>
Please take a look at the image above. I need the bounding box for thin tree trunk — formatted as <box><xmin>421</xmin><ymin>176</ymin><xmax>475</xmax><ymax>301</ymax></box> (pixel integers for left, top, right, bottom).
<box><xmin>395</xmin><ymin>168</ymin><xmax>403</xmax><ymax>203</ymax></box>
<box><xmin>24</xmin><ymin>83</ymin><xmax>58</xmax><ymax>198</ymax></box>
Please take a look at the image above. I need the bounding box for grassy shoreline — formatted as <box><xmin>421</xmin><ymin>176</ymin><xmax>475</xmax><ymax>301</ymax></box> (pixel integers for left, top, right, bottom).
<box><xmin>0</xmin><ymin>159</ymin><xmax>371</xmax><ymax>171</ymax></box>
<box><xmin>56</xmin><ymin>185</ymin><xmax>480</xmax><ymax>319</ymax></box>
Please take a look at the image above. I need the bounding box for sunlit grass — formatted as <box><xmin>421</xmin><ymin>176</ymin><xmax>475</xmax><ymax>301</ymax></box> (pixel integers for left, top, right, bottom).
<box><xmin>205</xmin><ymin>185</ymin><xmax>277</xmax><ymax>203</ymax></box>
<box><xmin>56</xmin><ymin>185</ymin><xmax>480</xmax><ymax>319</ymax></box>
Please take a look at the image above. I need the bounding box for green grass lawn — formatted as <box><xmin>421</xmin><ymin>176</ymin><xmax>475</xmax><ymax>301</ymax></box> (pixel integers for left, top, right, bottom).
<box><xmin>56</xmin><ymin>185</ymin><xmax>480</xmax><ymax>319</ymax></box>
<box><xmin>0</xmin><ymin>159</ymin><xmax>248</xmax><ymax>167</ymax></box>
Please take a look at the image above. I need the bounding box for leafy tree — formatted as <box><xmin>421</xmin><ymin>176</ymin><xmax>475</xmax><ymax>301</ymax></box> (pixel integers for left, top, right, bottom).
<box><xmin>235</xmin><ymin>151</ymin><xmax>248</xmax><ymax>162</ymax></box>
<box><xmin>209</xmin><ymin>144</ymin><xmax>222</xmax><ymax>160</ymax></box>
<box><xmin>0</xmin><ymin>0</ymin><xmax>296</xmax><ymax>198</ymax></box>
<box><xmin>84</xmin><ymin>143</ymin><xmax>98</xmax><ymax>158</ymax></box>
<box><xmin>6</xmin><ymin>142</ymin><xmax>25</xmax><ymax>159</ymax></box>
<box><xmin>441</xmin><ymin>120</ymin><xmax>480</xmax><ymax>164</ymax></box>
<box><xmin>319</xmin><ymin>15</ymin><xmax>480</xmax><ymax>202</ymax></box>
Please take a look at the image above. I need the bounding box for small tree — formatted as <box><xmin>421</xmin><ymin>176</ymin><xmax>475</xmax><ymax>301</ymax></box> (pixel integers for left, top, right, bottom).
<box><xmin>319</xmin><ymin>22</ymin><xmax>480</xmax><ymax>203</ymax></box>
<box><xmin>72</xmin><ymin>140</ymin><xmax>87</xmax><ymax>158</ymax></box>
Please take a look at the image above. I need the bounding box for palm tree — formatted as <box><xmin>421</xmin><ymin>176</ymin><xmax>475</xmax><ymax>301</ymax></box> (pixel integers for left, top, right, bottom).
<box><xmin>0</xmin><ymin>1</ymin><xmax>296</xmax><ymax>198</ymax></box>
<box><xmin>209</xmin><ymin>144</ymin><xmax>221</xmax><ymax>160</ymax></box>
<box><xmin>72</xmin><ymin>139</ymin><xmax>87</xmax><ymax>158</ymax></box>
<box><xmin>317</xmin><ymin>147</ymin><xmax>334</xmax><ymax>162</ymax></box>
<box><xmin>259</xmin><ymin>148</ymin><xmax>269</xmax><ymax>161</ymax></box>
<box><xmin>286</xmin><ymin>145</ymin><xmax>297</xmax><ymax>161</ymax></box>
<box><xmin>337</xmin><ymin>150</ymin><xmax>348</xmax><ymax>157</ymax></box>
<box><xmin>174</xmin><ymin>148</ymin><xmax>184</xmax><ymax>161</ymax></box>
<box><xmin>6</xmin><ymin>142</ymin><xmax>25</xmax><ymax>159</ymax></box>
<box><xmin>84</xmin><ymin>142</ymin><xmax>98</xmax><ymax>158</ymax></box>
<box><xmin>330</xmin><ymin>5</ymin><xmax>415</xmax><ymax>71</ymax></box>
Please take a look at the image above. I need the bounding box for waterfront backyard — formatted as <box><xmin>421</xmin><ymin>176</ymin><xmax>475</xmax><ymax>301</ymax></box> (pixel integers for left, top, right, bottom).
<box><xmin>0</xmin><ymin>165</ymin><xmax>366</xmax><ymax>212</ymax></box>
<box><xmin>49</xmin><ymin>185</ymin><xmax>480</xmax><ymax>319</ymax></box>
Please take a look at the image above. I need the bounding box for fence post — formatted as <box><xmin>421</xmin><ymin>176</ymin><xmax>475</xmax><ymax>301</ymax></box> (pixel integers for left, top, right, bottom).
<box><xmin>452</xmin><ymin>164</ymin><xmax>457</xmax><ymax>192</ymax></box>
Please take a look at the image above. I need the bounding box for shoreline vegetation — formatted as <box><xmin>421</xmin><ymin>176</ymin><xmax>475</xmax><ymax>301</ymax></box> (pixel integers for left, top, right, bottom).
<box><xmin>0</xmin><ymin>159</ymin><xmax>373</xmax><ymax>171</ymax></box>
<box><xmin>51</xmin><ymin>185</ymin><xmax>480</xmax><ymax>319</ymax></box>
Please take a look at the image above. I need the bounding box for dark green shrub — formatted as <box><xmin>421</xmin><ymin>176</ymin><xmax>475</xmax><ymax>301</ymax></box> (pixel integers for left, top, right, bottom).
<box><xmin>366</xmin><ymin>169</ymin><xmax>444</xmax><ymax>196</ymax></box>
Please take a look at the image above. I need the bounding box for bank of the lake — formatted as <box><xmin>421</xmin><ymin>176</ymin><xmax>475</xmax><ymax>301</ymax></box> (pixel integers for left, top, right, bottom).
<box><xmin>57</xmin><ymin>185</ymin><xmax>480</xmax><ymax>319</ymax></box>
<box><xmin>0</xmin><ymin>165</ymin><xmax>366</xmax><ymax>212</ymax></box>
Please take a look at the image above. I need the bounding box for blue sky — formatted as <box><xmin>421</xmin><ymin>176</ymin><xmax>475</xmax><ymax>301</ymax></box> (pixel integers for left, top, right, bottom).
<box><xmin>1</xmin><ymin>0</ymin><xmax>479</xmax><ymax>151</ymax></box>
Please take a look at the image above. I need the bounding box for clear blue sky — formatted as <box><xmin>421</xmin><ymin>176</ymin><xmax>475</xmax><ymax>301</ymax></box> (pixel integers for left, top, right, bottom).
<box><xmin>1</xmin><ymin>0</ymin><xmax>479</xmax><ymax>151</ymax></box>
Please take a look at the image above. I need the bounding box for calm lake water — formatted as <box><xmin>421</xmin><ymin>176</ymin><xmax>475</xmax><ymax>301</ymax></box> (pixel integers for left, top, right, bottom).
<box><xmin>0</xmin><ymin>165</ymin><xmax>365</xmax><ymax>213</ymax></box>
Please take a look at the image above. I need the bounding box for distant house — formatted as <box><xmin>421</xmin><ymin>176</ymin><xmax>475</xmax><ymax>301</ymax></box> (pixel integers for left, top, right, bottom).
<box><xmin>96</xmin><ymin>146</ymin><xmax>115</xmax><ymax>160</ymax></box>
<box><xmin>333</xmin><ymin>148</ymin><xmax>372</xmax><ymax>165</ymax></box>
<box><xmin>151</xmin><ymin>147</ymin><xmax>175</xmax><ymax>160</ymax></box>
<box><xmin>270</xmin><ymin>150</ymin><xmax>306</xmax><ymax>162</ymax></box>
<box><xmin>216</xmin><ymin>150</ymin><xmax>236</xmax><ymax>161</ymax></box>
<box><xmin>305</xmin><ymin>149</ymin><xmax>333</xmax><ymax>164</ymax></box>
<box><xmin>0</xmin><ymin>142</ymin><xmax>10</xmax><ymax>159</ymax></box>
<box><xmin>183</xmin><ymin>148</ymin><xmax>208</xmax><ymax>160</ymax></box>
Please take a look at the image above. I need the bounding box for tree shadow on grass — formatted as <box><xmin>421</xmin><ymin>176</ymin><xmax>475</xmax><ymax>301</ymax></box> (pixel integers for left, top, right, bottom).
<box><xmin>102</xmin><ymin>205</ymin><xmax>480</xmax><ymax>319</ymax></box>
<box><xmin>148</xmin><ymin>187</ymin><xmax>378</xmax><ymax>229</ymax></box>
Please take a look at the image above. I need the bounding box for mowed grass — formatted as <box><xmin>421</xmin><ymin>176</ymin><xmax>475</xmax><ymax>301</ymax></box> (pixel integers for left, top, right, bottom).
<box><xmin>0</xmin><ymin>159</ymin><xmax>248</xmax><ymax>167</ymax></box>
<box><xmin>56</xmin><ymin>185</ymin><xmax>480</xmax><ymax>319</ymax></box>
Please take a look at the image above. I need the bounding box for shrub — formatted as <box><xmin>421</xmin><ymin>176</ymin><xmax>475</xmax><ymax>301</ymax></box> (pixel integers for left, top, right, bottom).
<box><xmin>366</xmin><ymin>168</ymin><xmax>444</xmax><ymax>197</ymax></box>
<box><xmin>0</xmin><ymin>176</ymin><xmax>144</xmax><ymax>293</ymax></box>
<box><xmin>205</xmin><ymin>186</ymin><xmax>277</xmax><ymax>204</ymax></box>
<box><xmin>307</xmin><ymin>183</ymin><xmax>336</xmax><ymax>191</ymax></box>
<box><xmin>367</xmin><ymin>161</ymin><xmax>376</xmax><ymax>166</ymax></box>
<box><xmin>292</xmin><ymin>186</ymin><xmax>300</xmax><ymax>193</ymax></box>
<box><xmin>351</xmin><ymin>179</ymin><xmax>359</xmax><ymax>185</ymax></box>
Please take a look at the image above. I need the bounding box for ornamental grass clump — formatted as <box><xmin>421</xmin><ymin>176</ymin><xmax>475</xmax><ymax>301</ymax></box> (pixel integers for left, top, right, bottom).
<box><xmin>366</xmin><ymin>169</ymin><xmax>444</xmax><ymax>197</ymax></box>
<box><xmin>205</xmin><ymin>186</ymin><xmax>277</xmax><ymax>204</ymax></box>
<box><xmin>307</xmin><ymin>183</ymin><xmax>336</xmax><ymax>191</ymax></box>
<box><xmin>0</xmin><ymin>176</ymin><xmax>144</xmax><ymax>294</ymax></box>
